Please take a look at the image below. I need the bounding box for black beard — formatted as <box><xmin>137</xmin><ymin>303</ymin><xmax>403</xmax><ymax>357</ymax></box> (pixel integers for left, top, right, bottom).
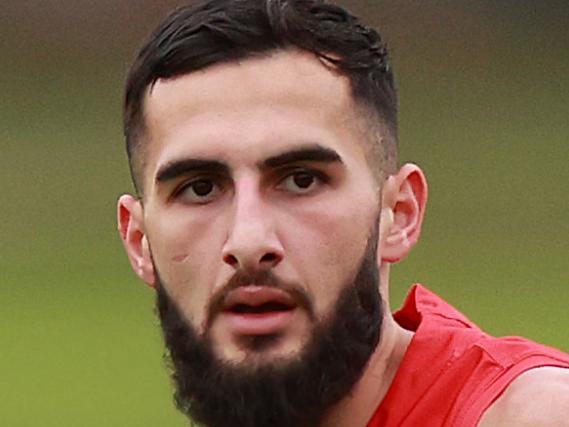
<box><xmin>155</xmin><ymin>233</ymin><xmax>383</xmax><ymax>427</ymax></box>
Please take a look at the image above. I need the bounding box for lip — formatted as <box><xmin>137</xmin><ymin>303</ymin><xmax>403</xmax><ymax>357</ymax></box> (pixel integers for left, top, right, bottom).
<box><xmin>220</xmin><ymin>309</ymin><xmax>297</xmax><ymax>335</ymax></box>
<box><xmin>220</xmin><ymin>286</ymin><xmax>298</xmax><ymax>336</ymax></box>
<box><xmin>223</xmin><ymin>286</ymin><xmax>296</xmax><ymax>309</ymax></box>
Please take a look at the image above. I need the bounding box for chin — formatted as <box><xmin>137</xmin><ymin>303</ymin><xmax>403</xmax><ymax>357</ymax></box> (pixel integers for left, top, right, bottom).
<box><xmin>215</xmin><ymin>333</ymin><xmax>308</xmax><ymax>365</ymax></box>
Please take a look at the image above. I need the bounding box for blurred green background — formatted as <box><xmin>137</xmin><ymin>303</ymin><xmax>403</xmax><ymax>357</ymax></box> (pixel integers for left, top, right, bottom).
<box><xmin>1</xmin><ymin>1</ymin><xmax>568</xmax><ymax>425</ymax></box>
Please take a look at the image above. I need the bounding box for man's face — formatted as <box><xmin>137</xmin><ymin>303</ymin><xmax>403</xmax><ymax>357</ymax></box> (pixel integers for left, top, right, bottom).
<box><xmin>139</xmin><ymin>49</ymin><xmax>382</xmax><ymax>365</ymax></box>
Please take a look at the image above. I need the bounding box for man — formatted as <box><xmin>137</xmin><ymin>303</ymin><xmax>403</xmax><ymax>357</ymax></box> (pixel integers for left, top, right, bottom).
<box><xmin>117</xmin><ymin>0</ymin><xmax>569</xmax><ymax>426</ymax></box>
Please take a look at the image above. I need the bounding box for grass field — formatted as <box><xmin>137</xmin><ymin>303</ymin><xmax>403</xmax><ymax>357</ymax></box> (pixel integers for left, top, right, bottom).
<box><xmin>1</xmin><ymin>2</ymin><xmax>568</xmax><ymax>425</ymax></box>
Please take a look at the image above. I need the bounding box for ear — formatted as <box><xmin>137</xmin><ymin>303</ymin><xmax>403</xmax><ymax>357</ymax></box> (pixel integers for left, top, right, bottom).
<box><xmin>379</xmin><ymin>164</ymin><xmax>428</xmax><ymax>264</ymax></box>
<box><xmin>117</xmin><ymin>194</ymin><xmax>156</xmax><ymax>288</ymax></box>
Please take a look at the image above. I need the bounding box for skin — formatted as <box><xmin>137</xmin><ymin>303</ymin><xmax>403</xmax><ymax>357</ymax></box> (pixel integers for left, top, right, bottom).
<box><xmin>117</xmin><ymin>48</ymin><xmax>568</xmax><ymax>426</ymax></box>
<box><xmin>478</xmin><ymin>367</ymin><xmax>569</xmax><ymax>427</ymax></box>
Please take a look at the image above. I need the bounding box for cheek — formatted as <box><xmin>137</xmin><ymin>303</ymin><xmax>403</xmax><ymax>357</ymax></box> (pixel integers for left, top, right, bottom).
<box><xmin>281</xmin><ymin>196</ymin><xmax>377</xmax><ymax>316</ymax></box>
<box><xmin>147</xmin><ymin>208</ymin><xmax>227</xmax><ymax>327</ymax></box>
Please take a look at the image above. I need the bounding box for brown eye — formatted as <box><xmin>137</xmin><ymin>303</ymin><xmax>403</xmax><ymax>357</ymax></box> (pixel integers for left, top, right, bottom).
<box><xmin>192</xmin><ymin>180</ymin><xmax>214</xmax><ymax>196</ymax></box>
<box><xmin>293</xmin><ymin>172</ymin><xmax>315</xmax><ymax>189</ymax></box>
<box><xmin>278</xmin><ymin>170</ymin><xmax>323</xmax><ymax>194</ymax></box>
<box><xmin>176</xmin><ymin>178</ymin><xmax>222</xmax><ymax>204</ymax></box>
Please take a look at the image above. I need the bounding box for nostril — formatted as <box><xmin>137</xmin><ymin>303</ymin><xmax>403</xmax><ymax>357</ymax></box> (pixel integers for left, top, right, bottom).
<box><xmin>260</xmin><ymin>252</ymin><xmax>279</xmax><ymax>264</ymax></box>
<box><xmin>223</xmin><ymin>253</ymin><xmax>239</xmax><ymax>266</ymax></box>
<box><xmin>222</xmin><ymin>251</ymin><xmax>282</xmax><ymax>269</ymax></box>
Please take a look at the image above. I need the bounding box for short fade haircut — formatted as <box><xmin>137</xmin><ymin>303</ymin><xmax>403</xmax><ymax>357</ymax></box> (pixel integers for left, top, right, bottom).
<box><xmin>124</xmin><ymin>0</ymin><xmax>398</xmax><ymax>194</ymax></box>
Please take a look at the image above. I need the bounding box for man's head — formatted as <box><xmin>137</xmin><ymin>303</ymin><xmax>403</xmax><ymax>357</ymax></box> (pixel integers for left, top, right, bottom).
<box><xmin>118</xmin><ymin>1</ymin><xmax>428</xmax><ymax>426</ymax></box>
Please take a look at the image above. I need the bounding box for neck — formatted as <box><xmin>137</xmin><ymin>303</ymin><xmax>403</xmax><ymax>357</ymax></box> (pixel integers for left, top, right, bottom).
<box><xmin>319</xmin><ymin>267</ymin><xmax>413</xmax><ymax>427</ymax></box>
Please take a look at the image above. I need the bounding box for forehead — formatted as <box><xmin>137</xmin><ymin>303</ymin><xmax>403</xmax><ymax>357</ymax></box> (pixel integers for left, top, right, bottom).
<box><xmin>141</xmin><ymin>50</ymin><xmax>372</xmax><ymax>188</ymax></box>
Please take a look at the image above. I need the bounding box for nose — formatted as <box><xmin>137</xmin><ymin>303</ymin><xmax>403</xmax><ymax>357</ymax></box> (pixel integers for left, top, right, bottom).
<box><xmin>222</xmin><ymin>180</ymin><xmax>284</xmax><ymax>271</ymax></box>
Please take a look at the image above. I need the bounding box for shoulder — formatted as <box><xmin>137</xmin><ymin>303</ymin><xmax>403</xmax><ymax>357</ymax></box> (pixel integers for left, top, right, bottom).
<box><xmin>478</xmin><ymin>366</ymin><xmax>569</xmax><ymax>427</ymax></box>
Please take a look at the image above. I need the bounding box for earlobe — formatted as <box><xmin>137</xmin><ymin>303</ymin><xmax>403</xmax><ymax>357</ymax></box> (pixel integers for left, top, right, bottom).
<box><xmin>117</xmin><ymin>195</ymin><xmax>156</xmax><ymax>288</ymax></box>
<box><xmin>379</xmin><ymin>164</ymin><xmax>428</xmax><ymax>264</ymax></box>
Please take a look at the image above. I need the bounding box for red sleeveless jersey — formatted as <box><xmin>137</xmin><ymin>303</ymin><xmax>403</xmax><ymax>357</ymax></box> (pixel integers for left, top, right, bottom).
<box><xmin>366</xmin><ymin>285</ymin><xmax>569</xmax><ymax>427</ymax></box>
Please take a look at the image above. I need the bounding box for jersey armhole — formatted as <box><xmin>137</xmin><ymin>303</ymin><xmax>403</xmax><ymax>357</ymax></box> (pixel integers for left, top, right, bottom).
<box><xmin>456</xmin><ymin>355</ymin><xmax>569</xmax><ymax>426</ymax></box>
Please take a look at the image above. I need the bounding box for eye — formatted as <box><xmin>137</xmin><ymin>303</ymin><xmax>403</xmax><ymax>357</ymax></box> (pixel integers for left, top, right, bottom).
<box><xmin>175</xmin><ymin>178</ymin><xmax>222</xmax><ymax>204</ymax></box>
<box><xmin>278</xmin><ymin>170</ymin><xmax>323</xmax><ymax>194</ymax></box>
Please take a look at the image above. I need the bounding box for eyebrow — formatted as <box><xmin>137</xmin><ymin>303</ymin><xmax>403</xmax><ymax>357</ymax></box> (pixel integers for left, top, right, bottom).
<box><xmin>155</xmin><ymin>159</ymin><xmax>229</xmax><ymax>183</ymax></box>
<box><xmin>155</xmin><ymin>144</ymin><xmax>343</xmax><ymax>184</ymax></box>
<box><xmin>261</xmin><ymin>145</ymin><xmax>343</xmax><ymax>169</ymax></box>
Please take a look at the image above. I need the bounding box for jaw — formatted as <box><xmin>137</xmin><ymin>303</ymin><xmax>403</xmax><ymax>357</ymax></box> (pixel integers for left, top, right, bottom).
<box><xmin>318</xmin><ymin>313</ymin><xmax>413</xmax><ymax>427</ymax></box>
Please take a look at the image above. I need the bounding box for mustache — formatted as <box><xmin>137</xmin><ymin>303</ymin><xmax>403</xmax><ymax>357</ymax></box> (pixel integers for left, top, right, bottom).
<box><xmin>205</xmin><ymin>269</ymin><xmax>315</xmax><ymax>329</ymax></box>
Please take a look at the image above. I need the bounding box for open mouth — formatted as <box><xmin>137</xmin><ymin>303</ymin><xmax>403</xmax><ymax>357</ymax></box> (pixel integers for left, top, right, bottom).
<box><xmin>229</xmin><ymin>301</ymin><xmax>294</xmax><ymax>314</ymax></box>
<box><xmin>222</xmin><ymin>286</ymin><xmax>297</xmax><ymax>314</ymax></box>
<box><xmin>220</xmin><ymin>286</ymin><xmax>299</xmax><ymax>335</ymax></box>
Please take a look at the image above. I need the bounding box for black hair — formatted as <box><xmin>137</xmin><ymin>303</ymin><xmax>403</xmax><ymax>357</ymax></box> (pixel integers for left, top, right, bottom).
<box><xmin>155</xmin><ymin>221</ymin><xmax>383</xmax><ymax>427</ymax></box>
<box><xmin>124</xmin><ymin>0</ymin><xmax>398</xmax><ymax>193</ymax></box>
